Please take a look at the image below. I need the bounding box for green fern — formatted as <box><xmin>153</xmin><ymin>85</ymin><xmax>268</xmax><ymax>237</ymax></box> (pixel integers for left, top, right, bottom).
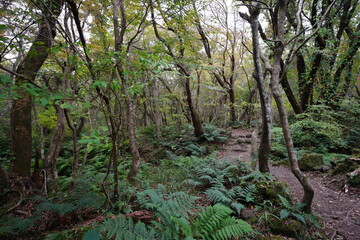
<box><xmin>98</xmin><ymin>214</ymin><xmax>156</xmax><ymax>240</ymax></box>
<box><xmin>192</xmin><ymin>204</ymin><xmax>255</xmax><ymax>239</ymax></box>
<box><xmin>278</xmin><ymin>195</ymin><xmax>321</xmax><ymax>228</ymax></box>
<box><xmin>239</xmin><ymin>170</ymin><xmax>272</xmax><ymax>182</ymax></box>
<box><xmin>137</xmin><ymin>185</ymin><xmax>200</xmax><ymax>239</ymax></box>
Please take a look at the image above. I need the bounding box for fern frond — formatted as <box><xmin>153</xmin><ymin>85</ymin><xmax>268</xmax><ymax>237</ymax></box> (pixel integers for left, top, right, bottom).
<box><xmin>278</xmin><ymin>194</ymin><xmax>292</xmax><ymax>209</ymax></box>
<box><xmin>206</xmin><ymin>188</ymin><xmax>232</xmax><ymax>205</ymax></box>
<box><xmin>193</xmin><ymin>204</ymin><xmax>254</xmax><ymax>240</ymax></box>
<box><xmin>230</xmin><ymin>202</ymin><xmax>245</xmax><ymax>215</ymax></box>
<box><xmin>100</xmin><ymin>214</ymin><xmax>156</xmax><ymax>240</ymax></box>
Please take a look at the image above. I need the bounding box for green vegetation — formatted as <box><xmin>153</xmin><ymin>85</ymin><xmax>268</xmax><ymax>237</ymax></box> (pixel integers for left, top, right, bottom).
<box><xmin>0</xmin><ymin>0</ymin><xmax>359</xmax><ymax>239</ymax></box>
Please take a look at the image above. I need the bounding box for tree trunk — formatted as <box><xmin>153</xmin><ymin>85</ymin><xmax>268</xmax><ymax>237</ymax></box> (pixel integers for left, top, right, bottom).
<box><xmin>271</xmin><ymin>0</ymin><xmax>314</xmax><ymax>212</ymax></box>
<box><xmin>183</xmin><ymin>75</ymin><xmax>204</xmax><ymax>138</ymax></box>
<box><xmin>127</xmin><ymin>99</ymin><xmax>141</xmax><ymax>181</ymax></box>
<box><xmin>246</xmin><ymin>7</ymin><xmax>272</xmax><ymax>173</ymax></box>
<box><xmin>229</xmin><ymin>88</ymin><xmax>236</xmax><ymax>123</ymax></box>
<box><xmin>44</xmin><ymin>106</ymin><xmax>66</xmax><ymax>181</ymax></box>
<box><xmin>10</xmin><ymin>0</ymin><xmax>64</xmax><ymax>177</ymax></box>
<box><xmin>280</xmin><ymin>61</ymin><xmax>302</xmax><ymax>114</ymax></box>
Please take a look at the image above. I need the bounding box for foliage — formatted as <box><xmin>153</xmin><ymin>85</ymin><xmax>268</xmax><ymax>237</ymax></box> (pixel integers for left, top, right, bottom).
<box><xmin>98</xmin><ymin>214</ymin><xmax>156</xmax><ymax>240</ymax></box>
<box><xmin>36</xmin><ymin>192</ymin><xmax>104</xmax><ymax>216</ymax></box>
<box><xmin>0</xmin><ymin>215</ymin><xmax>38</xmax><ymax>237</ymax></box>
<box><xmin>202</xmin><ymin>123</ymin><xmax>228</xmax><ymax>143</ymax></box>
<box><xmin>270</xmin><ymin>127</ymin><xmax>288</xmax><ymax>161</ymax></box>
<box><xmin>290</xmin><ymin>102</ymin><xmax>360</xmax><ymax>152</ymax></box>
<box><xmin>291</xmin><ymin>117</ymin><xmax>345</xmax><ymax>152</ymax></box>
<box><xmin>136</xmin><ymin>185</ymin><xmax>199</xmax><ymax>239</ymax></box>
<box><xmin>277</xmin><ymin>195</ymin><xmax>321</xmax><ymax>228</ymax></box>
<box><xmin>191</xmin><ymin>204</ymin><xmax>255</xmax><ymax>239</ymax></box>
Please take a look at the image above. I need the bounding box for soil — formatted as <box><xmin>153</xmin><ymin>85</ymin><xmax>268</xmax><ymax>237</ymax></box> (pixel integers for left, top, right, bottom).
<box><xmin>217</xmin><ymin>128</ymin><xmax>360</xmax><ymax>240</ymax></box>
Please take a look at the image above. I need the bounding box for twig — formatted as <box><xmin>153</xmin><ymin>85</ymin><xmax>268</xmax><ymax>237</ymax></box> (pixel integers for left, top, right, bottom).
<box><xmin>0</xmin><ymin>64</ymin><xmax>43</xmax><ymax>89</ymax></box>
<box><xmin>6</xmin><ymin>190</ymin><xmax>23</xmax><ymax>213</ymax></box>
<box><xmin>330</xmin><ymin>230</ymin><xmax>337</xmax><ymax>240</ymax></box>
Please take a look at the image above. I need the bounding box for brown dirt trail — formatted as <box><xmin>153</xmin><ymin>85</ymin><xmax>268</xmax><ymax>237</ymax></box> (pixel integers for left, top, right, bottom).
<box><xmin>217</xmin><ymin>128</ymin><xmax>360</xmax><ymax>240</ymax></box>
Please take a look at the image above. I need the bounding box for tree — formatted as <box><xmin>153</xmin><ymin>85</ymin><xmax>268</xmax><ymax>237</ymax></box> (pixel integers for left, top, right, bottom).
<box><xmin>194</xmin><ymin>0</ymin><xmax>243</xmax><ymax>123</ymax></box>
<box><xmin>238</xmin><ymin>0</ymin><xmax>318</xmax><ymax>212</ymax></box>
<box><xmin>239</xmin><ymin>4</ymin><xmax>272</xmax><ymax>173</ymax></box>
<box><xmin>10</xmin><ymin>0</ymin><xmax>64</xmax><ymax>177</ymax></box>
<box><xmin>150</xmin><ymin>0</ymin><xmax>204</xmax><ymax>137</ymax></box>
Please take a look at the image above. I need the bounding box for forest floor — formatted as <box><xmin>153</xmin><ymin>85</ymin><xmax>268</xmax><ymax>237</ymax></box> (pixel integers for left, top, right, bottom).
<box><xmin>217</xmin><ymin>128</ymin><xmax>360</xmax><ymax>240</ymax></box>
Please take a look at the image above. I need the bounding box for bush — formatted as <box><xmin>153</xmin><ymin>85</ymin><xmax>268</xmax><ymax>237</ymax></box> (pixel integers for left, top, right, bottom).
<box><xmin>202</xmin><ymin>123</ymin><xmax>228</xmax><ymax>143</ymax></box>
<box><xmin>290</xmin><ymin>105</ymin><xmax>346</xmax><ymax>152</ymax></box>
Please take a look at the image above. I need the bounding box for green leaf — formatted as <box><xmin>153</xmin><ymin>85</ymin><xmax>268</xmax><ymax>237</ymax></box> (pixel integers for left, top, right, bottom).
<box><xmin>40</xmin><ymin>98</ymin><xmax>50</xmax><ymax>106</ymax></box>
<box><xmin>0</xmin><ymin>24</ymin><xmax>7</xmax><ymax>31</ymax></box>
<box><xmin>279</xmin><ymin>209</ymin><xmax>289</xmax><ymax>219</ymax></box>
<box><xmin>60</xmin><ymin>102</ymin><xmax>75</xmax><ymax>111</ymax></box>
<box><xmin>0</xmin><ymin>75</ymin><xmax>12</xmax><ymax>84</ymax></box>
<box><xmin>83</xmin><ymin>229</ymin><xmax>101</xmax><ymax>240</ymax></box>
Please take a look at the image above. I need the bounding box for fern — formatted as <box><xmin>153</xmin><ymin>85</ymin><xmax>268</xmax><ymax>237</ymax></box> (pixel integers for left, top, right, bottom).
<box><xmin>192</xmin><ymin>204</ymin><xmax>255</xmax><ymax>239</ymax></box>
<box><xmin>136</xmin><ymin>185</ymin><xmax>200</xmax><ymax>239</ymax></box>
<box><xmin>99</xmin><ymin>214</ymin><xmax>156</xmax><ymax>240</ymax></box>
<box><xmin>239</xmin><ymin>170</ymin><xmax>272</xmax><ymax>182</ymax></box>
<box><xmin>202</xmin><ymin>123</ymin><xmax>228</xmax><ymax>143</ymax></box>
<box><xmin>205</xmin><ymin>187</ymin><xmax>245</xmax><ymax>215</ymax></box>
<box><xmin>277</xmin><ymin>195</ymin><xmax>321</xmax><ymax>228</ymax></box>
<box><xmin>234</xmin><ymin>185</ymin><xmax>257</xmax><ymax>203</ymax></box>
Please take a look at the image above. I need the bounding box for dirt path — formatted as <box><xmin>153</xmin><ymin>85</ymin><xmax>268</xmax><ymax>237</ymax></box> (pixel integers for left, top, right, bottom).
<box><xmin>217</xmin><ymin>128</ymin><xmax>360</xmax><ymax>240</ymax></box>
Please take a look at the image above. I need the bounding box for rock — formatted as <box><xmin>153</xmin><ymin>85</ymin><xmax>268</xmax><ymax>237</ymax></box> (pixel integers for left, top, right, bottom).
<box><xmin>332</xmin><ymin>157</ymin><xmax>360</xmax><ymax>174</ymax></box>
<box><xmin>347</xmin><ymin>168</ymin><xmax>360</xmax><ymax>187</ymax></box>
<box><xmin>298</xmin><ymin>153</ymin><xmax>324</xmax><ymax>171</ymax></box>
<box><xmin>240</xmin><ymin>208</ymin><xmax>256</xmax><ymax>220</ymax></box>
<box><xmin>258</xmin><ymin>235</ymin><xmax>290</xmax><ymax>240</ymax></box>
<box><xmin>237</xmin><ymin>138</ymin><xmax>251</xmax><ymax>144</ymax></box>
<box><xmin>321</xmin><ymin>165</ymin><xmax>332</xmax><ymax>172</ymax></box>
<box><xmin>255</xmin><ymin>181</ymin><xmax>291</xmax><ymax>205</ymax></box>
<box><xmin>270</xmin><ymin>219</ymin><xmax>305</xmax><ymax>238</ymax></box>
<box><xmin>233</xmin><ymin>148</ymin><xmax>247</xmax><ymax>152</ymax></box>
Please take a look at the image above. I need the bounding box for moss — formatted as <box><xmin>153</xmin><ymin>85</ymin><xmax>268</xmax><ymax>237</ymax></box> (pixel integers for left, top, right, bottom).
<box><xmin>258</xmin><ymin>235</ymin><xmax>289</xmax><ymax>240</ymax></box>
<box><xmin>256</xmin><ymin>181</ymin><xmax>291</xmax><ymax>205</ymax></box>
<box><xmin>270</xmin><ymin>219</ymin><xmax>305</xmax><ymax>238</ymax></box>
<box><xmin>298</xmin><ymin>153</ymin><xmax>323</xmax><ymax>171</ymax></box>
<box><xmin>348</xmin><ymin>168</ymin><xmax>360</xmax><ymax>187</ymax></box>
<box><xmin>351</xmin><ymin>148</ymin><xmax>360</xmax><ymax>158</ymax></box>
<box><xmin>332</xmin><ymin>158</ymin><xmax>359</xmax><ymax>174</ymax></box>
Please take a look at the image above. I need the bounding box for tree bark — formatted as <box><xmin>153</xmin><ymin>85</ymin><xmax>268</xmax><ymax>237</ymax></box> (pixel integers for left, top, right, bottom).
<box><xmin>10</xmin><ymin>0</ymin><xmax>64</xmax><ymax>177</ymax></box>
<box><xmin>44</xmin><ymin>106</ymin><xmax>66</xmax><ymax>181</ymax></box>
<box><xmin>241</xmin><ymin>7</ymin><xmax>272</xmax><ymax>173</ymax></box>
<box><xmin>127</xmin><ymin>100</ymin><xmax>141</xmax><ymax>181</ymax></box>
<box><xmin>271</xmin><ymin>0</ymin><xmax>314</xmax><ymax>212</ymax></box>
<box><xmin>280</xmin><ymin>61</ymin><xmax>302</xmax><ymax>114</ymax></box>
<box><xmin>183</xmin><ymin>74</ymin><xmax>204</xmax><ymax>138</ymax></box>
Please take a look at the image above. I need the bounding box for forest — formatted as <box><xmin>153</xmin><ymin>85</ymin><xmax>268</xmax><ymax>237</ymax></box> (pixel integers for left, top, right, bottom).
<box><xmin>0</xmin><ymin>0</ymin><xmax>359</xmax><ymax>239</ymax></box>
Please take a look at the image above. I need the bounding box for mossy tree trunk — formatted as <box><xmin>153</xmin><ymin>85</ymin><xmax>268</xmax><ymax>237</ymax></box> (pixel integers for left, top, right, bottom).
<box><xmin>10</xmin><ymin>0</ymin><xmax>64</xmax><ymax>178</ymax></box>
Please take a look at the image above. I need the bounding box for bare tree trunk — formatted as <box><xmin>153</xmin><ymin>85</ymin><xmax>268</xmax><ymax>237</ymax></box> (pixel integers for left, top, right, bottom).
<box><xmin>241</xmin><ymin>7</ymin><xmax>272</xmax><ymax>173</ymax></box>
<box><xmin>183</xmin><ymin>75</ymin><xmax>204</xmax><ymax>138</ymax></box>
<box><xmin>229</xmin><ymin>88</ymin><xmax>236</xmax><ymax>123</ymax></box>
<box><xmin>250</xmin><ymin>125</ymin><xmax>259</xmax><ymax>170</ymax></box>
<box><xmin>127</xmin><ymin>99</ymin><xmax>141</xmax><ymax>181</ymax></box>
<box><xmin>44</xmin><ymin>106</ymin><xmax>66</xmax><ymax>181</ymax></box>
<box><xmin>271</xmin><ymin>0</ymin><xmax>314</xmax><ymax>213</ymax></box>
<box><xmin>10</xmin><ymin>0</ymin><xmax>64</xmax><ymax>177</ymax></box>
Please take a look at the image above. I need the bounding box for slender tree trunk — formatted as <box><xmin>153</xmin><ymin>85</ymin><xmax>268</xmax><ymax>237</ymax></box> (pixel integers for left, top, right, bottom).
<box><xmin>111</xmin><ymin>135</ymin><xmax>119</xmax><ymax>201</ymax></box>
<box><xmin>10</xmin><ymin>0</ymin><xmax>64</xmax><ymax>177</ymax></box>
<box><xmin>127</xmin><ymin>99</ymin><xmax>141</xmax><ymax>181</ymax></box>
<box><xmin>183</xmin><ymin>75</ymin><xmax>204</xmax><ymax>138</ymax></box>
<box><xmin>280</xmin><ymin>61</ymin><xmax>302</xmax><ymax>114</ymax></box>
<box><xmin>44</xmin><ymin>106</ymin><xmax>66</xmax><ymax>181</ymax></box>
<box><xmin>229</xmin><ymin>88</ymin><xmax>236</xmax><ymax>122</ymax></box>
<box><xmin>244</xmin><ymin>8</ymin><xmax>272</xmax><ymax>173</ymax></box>
<box><xmin>271</xmin><ymin>0</ymin><xmax>314</xmax><ymax>212</ymax></box>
